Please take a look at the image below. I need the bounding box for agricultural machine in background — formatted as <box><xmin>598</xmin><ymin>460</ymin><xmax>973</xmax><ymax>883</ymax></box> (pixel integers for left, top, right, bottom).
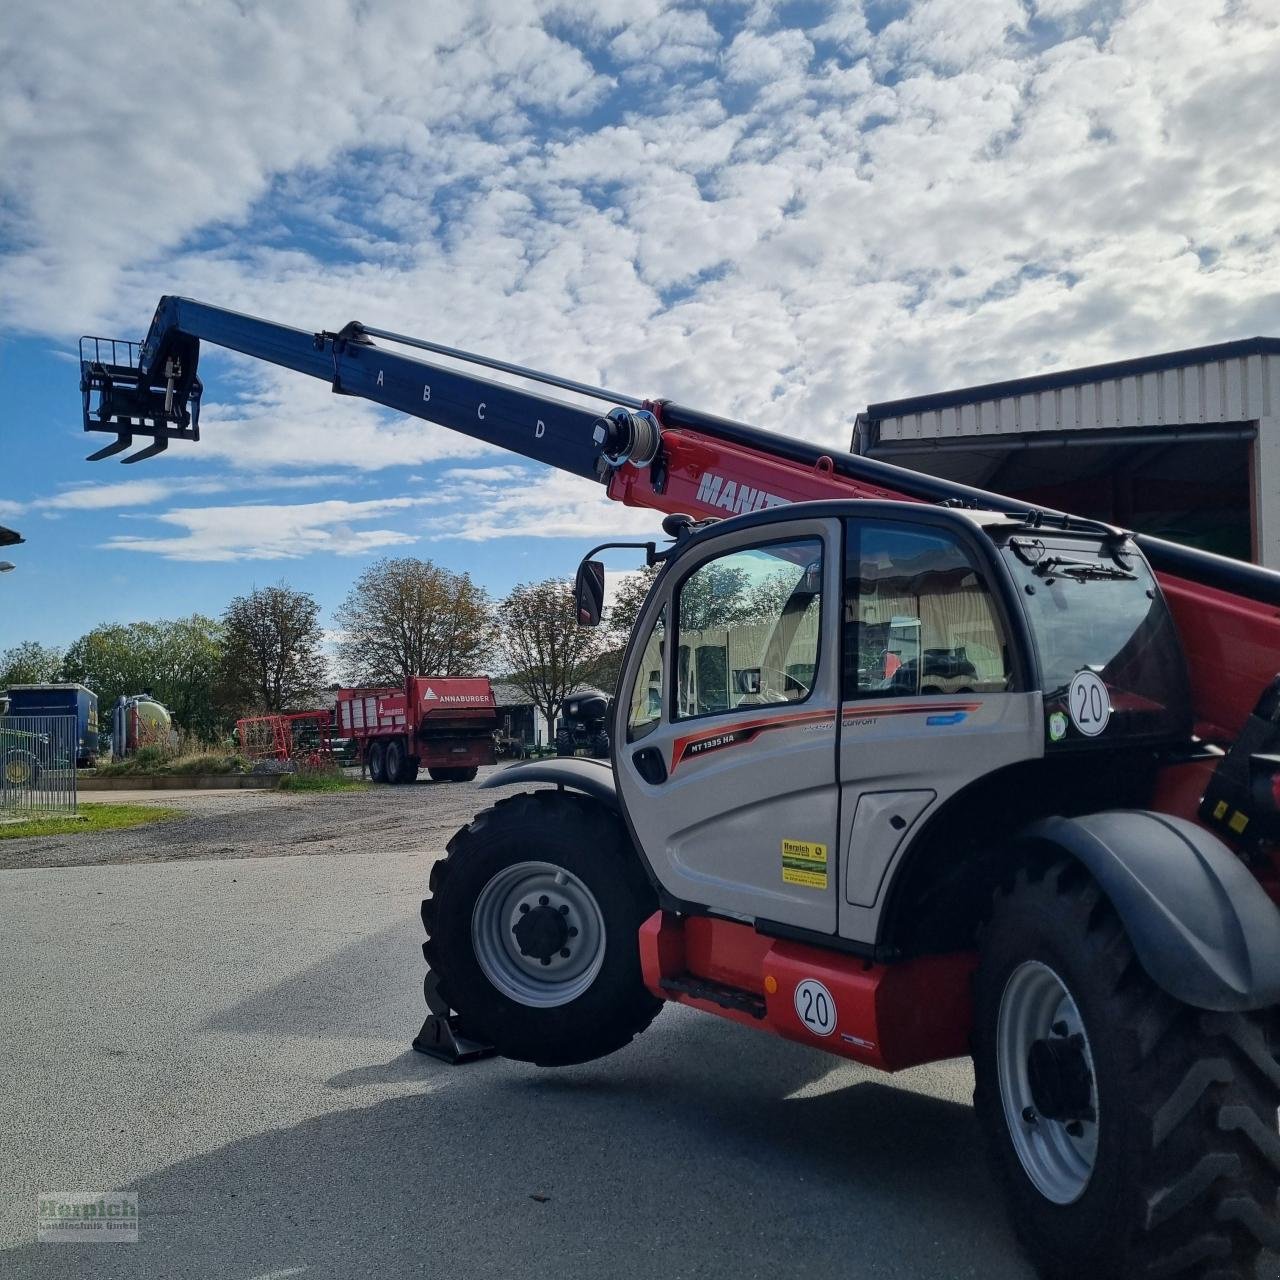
<box><xmin>554</xmin><ymin>687</ymin><xmax>611</xmax><ymax>758</ymax></box>
<box><xmin>336</xmin><ymin>677</ymin><xmax>499</xmax><ymax>783</ymax></box>
<box><xmin>111</xmin><ymin>693</ymin><xmax>172</xmax><ymax>759</ymax></box>
<box><xmin>79</xmin><ymin>298</ymin><xmax>1280</xmax><ymax>1279</ymax></box>
<box><xmin>237</xmin><ymin>710</ymin><xmax>336</xmax><ymax>770</ymax></box>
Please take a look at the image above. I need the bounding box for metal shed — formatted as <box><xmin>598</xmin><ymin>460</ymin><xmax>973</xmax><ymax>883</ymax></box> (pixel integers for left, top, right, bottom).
<box><xmin>854</xmin><ymin>337</ymin><xmax>1280</xmax><ymax>568</ymax></box>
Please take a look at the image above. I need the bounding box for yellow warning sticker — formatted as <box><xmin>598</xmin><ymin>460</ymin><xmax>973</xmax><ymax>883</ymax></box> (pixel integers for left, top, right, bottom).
<box><xmin>782</xmin><ymin>839</ymin><xmax>828</xmax><ymax>889</ymax></box>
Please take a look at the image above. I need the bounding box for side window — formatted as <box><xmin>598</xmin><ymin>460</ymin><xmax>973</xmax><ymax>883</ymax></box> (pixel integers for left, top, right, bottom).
<box><xmin>675</xmin><ymin>538</ymin><xmax>822</xmax><ymax>720</ymax></box>
<box><xmin>626</xmin><ymin>604</ymin><xmax>666</xmax><ymax>743</ymax></box>
<box><xmin>844</xmin><ymin>522</ymin><xmax>1010</xmax><ymax>700</ymax></box>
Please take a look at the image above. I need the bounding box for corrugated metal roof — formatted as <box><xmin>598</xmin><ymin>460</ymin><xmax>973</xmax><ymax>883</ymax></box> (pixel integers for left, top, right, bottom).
<box><xmin>863</xmin><ymin>337</ymin><xmax>1280</xmax><ymax>448</ymax></box>
<box><xmin>867</xmin><ymin>336</ymin><xmax>1280</xmax><ymax>419</ymax></box>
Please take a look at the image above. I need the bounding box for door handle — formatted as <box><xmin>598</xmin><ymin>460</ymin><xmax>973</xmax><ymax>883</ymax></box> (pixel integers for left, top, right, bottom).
<box><xmin>632</xmin><ymin>746</ymin><xmax>667</xmax><ymax>785</ymax></box>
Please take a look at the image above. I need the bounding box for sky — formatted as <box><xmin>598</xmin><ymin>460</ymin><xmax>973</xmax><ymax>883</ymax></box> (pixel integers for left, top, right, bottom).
<box><xmin>1</xmin><ymin>0</ymin><xmax>1278</xmax><ymax>654</ymax></box>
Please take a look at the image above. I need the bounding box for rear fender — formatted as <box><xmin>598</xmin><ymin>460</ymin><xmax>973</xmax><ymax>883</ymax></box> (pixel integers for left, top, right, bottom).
<box><xmin>479</xmin><ymin>758</ymin><xmax>618</xmax><ymax>811</ymax></box>
<box><xmin>1023</xmin><ymin>811</ymin><xmax>1280</xmax><ymax>1012</ymax></box>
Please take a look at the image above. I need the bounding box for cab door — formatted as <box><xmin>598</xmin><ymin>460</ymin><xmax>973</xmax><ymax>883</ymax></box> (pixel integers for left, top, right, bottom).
<box><xmin>835</xmin><ymin>514</ymin><xmax>1043</xmax><ymax>945</ymax></box>
<box><xmin>614</xmin><ymin>516</ymin><xmax>842</xmax><ymax>934</ymax></box>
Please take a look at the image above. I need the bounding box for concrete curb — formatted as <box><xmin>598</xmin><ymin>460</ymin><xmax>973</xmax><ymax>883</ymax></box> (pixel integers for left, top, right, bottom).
<box><xmin>79</xmin><ymin>774</ymin><xmax>284</xmax><ymax>791</ymax></box>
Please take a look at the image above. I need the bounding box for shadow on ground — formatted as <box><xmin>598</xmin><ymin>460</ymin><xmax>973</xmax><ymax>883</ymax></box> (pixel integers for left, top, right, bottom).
<box><xmin>1</xmin><ymin>1011</ymin><xmax>1036</xmax><ymax>1280</ymax></box>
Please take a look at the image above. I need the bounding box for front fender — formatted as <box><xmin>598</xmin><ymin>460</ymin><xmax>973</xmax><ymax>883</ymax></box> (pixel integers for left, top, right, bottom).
<box><xmin>478</xmin><ymin>757</ymin><xmax>618</xmax><ymax>810</ymax></box>
<box><xmin>1024</xmin><ymin>811</ymin><xmax>1280</xmax><ymax>1012</ymax></box>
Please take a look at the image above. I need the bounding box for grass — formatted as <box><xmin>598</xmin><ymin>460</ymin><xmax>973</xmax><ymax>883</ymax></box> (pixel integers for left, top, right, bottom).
<box><xmin>93</xmin><ymin>750</ymin><xmax>251</xmax><ymax>778</ymax></box>
<box><xmin>276</xmin><ymin>771</ymin><xmax>369</xmax><ymax>793</ymax></box>
<box><xmin>0</xmin><ymin>803</ymin><xmax>185</xmax><ymax>839</ymax></box>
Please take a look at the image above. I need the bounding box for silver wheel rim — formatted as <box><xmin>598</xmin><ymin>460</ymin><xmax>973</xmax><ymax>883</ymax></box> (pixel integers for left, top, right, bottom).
<box><xmin>471</xmin><ymin>861</ymin><xmax>606</xmax><ymax>1008</ymax></box>
<box><xmin>996</xmin><ymin>960</ymin><xmax>1100</xmax><ymax>1204</ymax></box>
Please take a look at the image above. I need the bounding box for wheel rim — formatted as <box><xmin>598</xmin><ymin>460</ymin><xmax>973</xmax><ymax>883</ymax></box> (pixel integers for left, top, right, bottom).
<box><xmin>996</xmin><ymin>960</ymin><xmax>1100</xmax><ymax>1205</ymax></box>
<box><xmin>5</xmin><ymin>759</ymin><xmax>31</xmax><ymax>785</ymax></box>
<box><xmin>471</xmin><ymin>861</ymin><xmax>606</xmax><ymax>1008</ymax></box>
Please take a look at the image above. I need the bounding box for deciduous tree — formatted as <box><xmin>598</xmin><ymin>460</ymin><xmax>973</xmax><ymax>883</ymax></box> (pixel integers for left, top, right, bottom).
<box><xmin>219</xmin><ymin>586</ymin><xmax>325</xmax><ymax>713</ymax></box>
<box><xmin>0</xmin><ymin>640</ymin><xmax>64</xmax><ymax>687</ymax></box>
<box><xmin>335</xmin><ymin>557</ymin><xmax>492</xmax><ymax>684</ymax></box>
<box><xmin>498</xmin><ymin>579</ymin><xmax>603</xmax><ymax>730</ymax></box>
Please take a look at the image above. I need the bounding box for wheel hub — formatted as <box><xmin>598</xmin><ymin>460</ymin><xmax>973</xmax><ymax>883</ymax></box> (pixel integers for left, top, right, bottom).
<box><xmin>471</xmin><ymin>862</ymin><xmax>606</xmax><ymax>1008</ymax></box>
<box><xmin>996</xmin><ymin>960</ymin><xmax>1100</xmax><ymax>1204</ymax></box>
<box><xmin>1027</xmin><ymin>1032</ymin><xmax>1094</xmax><ymax>1122</ymax></box>
<box><xmin>513</xmin><ymin>903</ymin><xmax>571</xmax><ymax>963</ymax></box>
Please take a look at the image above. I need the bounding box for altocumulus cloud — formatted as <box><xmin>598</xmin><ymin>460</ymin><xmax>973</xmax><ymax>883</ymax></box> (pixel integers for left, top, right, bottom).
<box><xmin>3</xmin><ymin>0</ymin><xmax>1279</xmax><ymax>548</ymax></box>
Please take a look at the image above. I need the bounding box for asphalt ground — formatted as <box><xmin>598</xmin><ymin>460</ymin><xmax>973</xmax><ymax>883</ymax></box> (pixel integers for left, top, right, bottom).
<box><xmin>3</xmin><ymin>778</ymin><xmax>1275</xmax><ymax>1279</ymax></box>
<box><xmin>1</xmin><ymin>839</ymin><xmax>1040</xmax><ymax>1280</ymax></box>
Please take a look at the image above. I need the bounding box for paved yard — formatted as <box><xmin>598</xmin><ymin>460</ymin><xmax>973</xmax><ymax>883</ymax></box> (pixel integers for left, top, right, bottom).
<box><xmin>0</xmin><ymin>841</ymin><xmax>1044</xmax><ymax>1280</ymax></box>
<box><xmin>0</xmin><ymin>767</ymin><xmax>503</xmax><ymax>871</ymax></box>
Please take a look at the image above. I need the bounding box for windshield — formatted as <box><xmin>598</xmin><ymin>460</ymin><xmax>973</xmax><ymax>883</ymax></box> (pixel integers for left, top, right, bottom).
<box><xmin>1000</xmin><ymin>534</ymin><xmax>1191</xmax><ymax>746</ymax></box>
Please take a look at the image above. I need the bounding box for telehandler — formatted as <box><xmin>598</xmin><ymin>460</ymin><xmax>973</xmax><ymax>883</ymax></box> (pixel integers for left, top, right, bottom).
<box><xmin>80</xmin><ymin>300</ymin><xmax>1280</xmax><ymax>1278</ymax></box>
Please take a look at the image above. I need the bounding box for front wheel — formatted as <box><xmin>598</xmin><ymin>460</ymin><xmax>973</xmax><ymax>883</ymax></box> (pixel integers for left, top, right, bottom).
<box><xmin>974</xmin><ymin>861</ymin><xmax>1280</xmax><ymax>1280</ymax></box>
<box><xmin>422</xmin><ymin>790</ymin><xmax>661</xmax><ymax>1065</ymax></box>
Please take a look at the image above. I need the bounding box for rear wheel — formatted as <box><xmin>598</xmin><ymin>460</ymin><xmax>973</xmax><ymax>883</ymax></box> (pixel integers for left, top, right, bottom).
<box><xmin>422</xmin><ymin>790</ymin><xmax>661</xmax><ymax>1065</ymax></box>
<box><xmin>555</xmin><ymin>728</ymin><xmax>573</xmax><ymax>757</ymax></box>
<box><xmin>368</xmin><ymin>740</ymin><xmax>387</xmax><ymax>783</ymax></box>
<box><xmin>385</xmin><ymin>737</ymin><xmax>407</xmax><ymax>785</ymax></box>
<box><xmin>974</xmin><ymin>861</ymin><xmax>1280</xmax><ymax>1280</ymax></box>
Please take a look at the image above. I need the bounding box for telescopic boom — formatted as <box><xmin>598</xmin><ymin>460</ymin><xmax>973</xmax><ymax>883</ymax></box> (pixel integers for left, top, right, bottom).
<box><xmin>81</xmin><ymin>296</ymin><xmax>1280</xmax><ymax>742</ymax></box>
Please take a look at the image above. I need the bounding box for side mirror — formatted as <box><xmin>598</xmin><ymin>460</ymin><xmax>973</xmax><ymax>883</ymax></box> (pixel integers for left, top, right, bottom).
<box><xmin>575</xmin><ymin>559</ymin><xmax>605</xmax><ymax>627</ymax></box>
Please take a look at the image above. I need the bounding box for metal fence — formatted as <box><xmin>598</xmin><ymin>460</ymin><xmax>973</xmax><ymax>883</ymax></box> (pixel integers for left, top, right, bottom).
<box><xmin>0</xmin><ymin>715</ymin><xmax>78</xmax><ymax>815</ymax></box>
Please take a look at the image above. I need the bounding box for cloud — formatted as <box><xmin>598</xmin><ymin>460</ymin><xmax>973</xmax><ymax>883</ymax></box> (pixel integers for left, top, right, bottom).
<box><xmin>0</xmin><ymin>500</ymin><xmax>27</xmax><ymax>520</ymax></box>
<box><xmin>422</xmin><ymin>467</ymin><xmax>664</xmax><ymax>542</ymax></box>
<box><xmin>105</xmin><ymin>496</ymin><xmax>436</xmax><ymax>561</ymax></box>
<box><xmin>2</xmin><ymin>0</ymin><xmax>1279</xmax><ymax>505</ymax></box>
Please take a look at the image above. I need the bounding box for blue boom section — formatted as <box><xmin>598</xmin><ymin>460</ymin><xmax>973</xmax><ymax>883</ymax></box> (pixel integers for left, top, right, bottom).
<box><xmin>82</xmin><ymin>296</ymin><xmax>609</xmax><ymax>477</ymax></box>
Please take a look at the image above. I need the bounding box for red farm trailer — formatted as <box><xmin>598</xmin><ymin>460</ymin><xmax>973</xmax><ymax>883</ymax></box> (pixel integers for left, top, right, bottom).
<box><xmin>336</xmin><ymin>677</ymin><xmax>499</xmax><ymax>784</ymax></box>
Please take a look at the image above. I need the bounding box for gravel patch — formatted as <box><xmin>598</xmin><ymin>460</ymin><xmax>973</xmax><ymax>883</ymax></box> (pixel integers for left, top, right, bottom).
<box><xmin>0</xmin><ymin>765</ymin><xmax>511</xmax><ymax>871</ymax></box>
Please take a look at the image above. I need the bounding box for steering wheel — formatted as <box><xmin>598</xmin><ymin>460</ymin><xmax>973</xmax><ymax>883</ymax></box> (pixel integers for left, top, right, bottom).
<box><xmin>749</xmin><ymin>666</ymin><xmax>809</xmax><ymax>704</ymax></box>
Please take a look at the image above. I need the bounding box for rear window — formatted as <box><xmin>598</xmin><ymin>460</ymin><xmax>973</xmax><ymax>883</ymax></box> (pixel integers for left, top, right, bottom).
<box><xmin>1000</xmin><ymin>535</ymin><xmax>1191</xmax><ymax>746</ymax></box>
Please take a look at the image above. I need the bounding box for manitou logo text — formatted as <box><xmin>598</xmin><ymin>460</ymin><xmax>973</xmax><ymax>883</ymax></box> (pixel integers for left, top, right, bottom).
<box><xmin>695</xmin><ymin>472</ymin><xmax>789</xmax><ymax>514</ymax></box>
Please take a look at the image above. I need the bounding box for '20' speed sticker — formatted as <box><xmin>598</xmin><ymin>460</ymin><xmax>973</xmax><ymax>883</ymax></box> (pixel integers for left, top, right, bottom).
<box><xmin>1068</xmin><ymin>670</ymin><xmax>1110</xmax><ymax>737</ymax></box>
<box><xmin>794</xmin><ymin>978</ymin><xmax>837</xmax><ymax>1037</ymax></box>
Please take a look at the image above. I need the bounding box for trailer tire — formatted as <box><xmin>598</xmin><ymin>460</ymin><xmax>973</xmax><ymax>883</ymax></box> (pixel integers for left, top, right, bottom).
<box><xmin>403</xmin><ymin>757</ymin><xmax>420</xmax><ymax>785</ymax></box>
<box><xmin>973</xmin><ymin>860</ymin><xmax>1280</xmax><ymax>1280</ymax></box>
<box><xmin>421</xmin><ymin>790</ymin><xmax>661</xmax><ymax>1066</ymax></box>
<box><xmin>386</xmin><ymin>737</ymin><xmax>408</xmax><ymax>785</ymax></box>
<box><xmin>368</xmin><ymin>740</ymin><xmax>387</xmax><ymax>784</ymax></box>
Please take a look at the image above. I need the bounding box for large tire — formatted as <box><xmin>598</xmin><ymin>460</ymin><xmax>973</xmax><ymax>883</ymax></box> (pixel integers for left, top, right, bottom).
<box><xmin>385</xmin><ymin>737</ymin><xmax>407</xmax><ymax>785</ymax></box>
<box><xmin>555</xmin><ymin>728</ymin><xmax>573</xmax><ymax>757</ymax></box>
<box><xmin>452</xmin><ymin>766</ymin><xmax>477</xmax><ymax>783</ymax></box>
<box><xmin>974</xmin><ymin>860</ymin><xmax>1280</xmax><ymax>1280</ymax></box>
<box><xmin>422</xmin><ymin>790</ymin><xmax>662</xmax><ymax>1066</ymax></box>
<box><xmin>3</xmin><ymin>750</ymin><xmax>40</xmax><ymax>789</ymax></box>
<box><xmin>590</xmin><ymin>730</ymin><xmax>610</xmax><ymax>759</ymax></box>
<box><xmin>368</xmin><ymin>740</ymin><xmax>387</xmax><ymax>784</ymax></box>
<box><xmin>402</xmin><ymin>757</ymin><xmax>420</xmax><ymax>785</ymax></box>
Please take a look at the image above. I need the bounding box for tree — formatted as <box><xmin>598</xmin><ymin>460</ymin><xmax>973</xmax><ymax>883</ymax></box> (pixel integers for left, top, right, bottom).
<box><xmin>335</xmin><ymin>556</ymin><xmax>493</xmax><ymax>684</ymax></box>
<box><xmin>498</xmin><ymin>579</ymin><xmax>604</xmax><ymax>730</ymax></box>
<box><xmin>0</xmin><ymin>640</ymin><xmax>64</xmax><ymax>687</ymax></box>
<box><xmin>219</xmin><ymin>585</ymin><xmax>326</xmax><ymax>713</ymax></box>
<box><xmin>62</xmin><ymin>616</ymin><xmax>225</xmax><ymax>738</ymax></box>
